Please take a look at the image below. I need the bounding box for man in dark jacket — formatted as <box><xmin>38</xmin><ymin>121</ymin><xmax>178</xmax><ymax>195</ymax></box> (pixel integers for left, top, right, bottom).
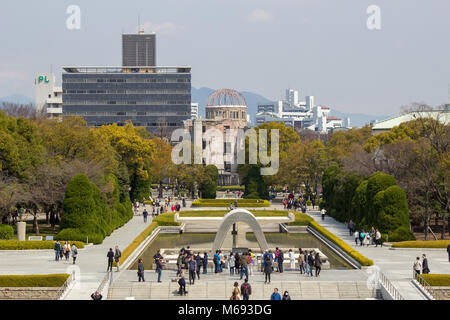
<box><xmin>239</xmin><ymin>253</ymin><xmax>249</xmax><ymax>280</ymax></box>
<box><xmin>240</xmin><ymin>278</ymin><xmax>252</xmax><ymax>300</ymax></box>
<box><xmin>153</xmin><ymin>250</ymin><xmax>163</xmax><ymax>283</ymax></box>
<box><xmin>188</xmin><ymin>256</ymin><xmax>197</xmax><ymax>285</ymax></box>
<box><xmin>278</xmin><ymin>250</ymin><xmax>284</xmax><ymax>273</ymax></box>
<box><xmin>422</xmin><ymin>254</ymin><xmax>430</xmax><ymax>274</ymax></box>
<box><xmin>447</xmin><ymin>244</ymin><xmax>450</xmax><ymax>262</ymax></box>
<box><xmin>107</xmin><ymin>248</ymin><xmax>114</xmax><ymax>272</ymax></box>
<box><xmin>203</xmin><ymin>252</ymin><xmax>208</xmax><ymax>274</ymax></box>
<box><xmin>137</xmin><ymin>258</ymin><xmax>145</xmax><ymax>282</ymax></box>
<box><xmin>143</xmin><ymin>209</ymin><xmax>148</xmax><ymax>223</ymax></box>
<box><xmin>307</xmin><ymin>251</ymin><xmax>314</xmax><ymax>276</ymax></box>
<box><xmin>54</xmin><ymin>241</ymin><xmax>61</xmax><ymax>261</ymax></box>
<box><xmin>195</xmin><ymin>253</ymin><xmax>202</xmax><ymax>279</ymax></box>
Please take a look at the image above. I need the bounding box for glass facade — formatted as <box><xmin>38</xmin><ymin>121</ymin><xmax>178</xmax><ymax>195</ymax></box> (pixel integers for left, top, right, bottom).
<box><xmin>62</xmin><ymin>68</ymin><xmax>191</xmax><ymax>132</ymax></box>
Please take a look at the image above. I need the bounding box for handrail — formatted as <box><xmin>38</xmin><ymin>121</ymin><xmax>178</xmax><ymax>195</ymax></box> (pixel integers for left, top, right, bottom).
<box><xmin>55</xmin><ymin>271</ymin><xmax>74</xmax><ymax>300</ymax></box>
<box><xmin>97</xmin><ymin>271</ymin><xmax>113</xmax><ymax>297</ymax></box>
<box><xmin>413</xmin><ymin>271</ymin><xmax>443</xmax><ymax>300</ymax></box>
<box><xmin>379</xmin><ymin>271</ymin><xmax>404</xmax><ymax>300</ymax></box>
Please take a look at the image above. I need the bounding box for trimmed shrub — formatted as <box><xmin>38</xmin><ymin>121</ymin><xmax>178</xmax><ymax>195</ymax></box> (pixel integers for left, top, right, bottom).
<box><xmin>217</xmin><ymin>186</ymin><xmax>244</xmax><ymax>191</ymax></box>
<box><xmin>153</xmin><ymin>213</ymin><xmax>180</xmax><ymax>226</ymax></box>
<box><xmin>179</xmin><ymin>210</ymin><xmax>288</xmax><ymax>217</ymax></box>
<box><xmin>288</xmin><ymin>212</ymin><xmax>314</xmax><ymax>226</ymax></box>
<box><xmin>0</xmin><ymin>240</ymin><xmax>84</xmax><ymax>250</ymax></box>
<box><xmin>392</xmin><ymin>240</ymin><xmax>450</xmax><ymax>248</ymax></box>
<box><xmin>366</xmin><ymin>172</ymin><xmax>397</xmax><ymax>225</ymax></box>
<box><xmin>191</xmin><ymin>199</ymin><xmax>270</xmax><ymax>207</ymax></box>
<box><xmin>0</xmin><ymin>225</ymin><xmax>14</xmax><ymax>240</ymax></box>
<box><xmin>309</xmin><ymin>221</ymin><xmax>374</xmax><ymax>266</ymax></box>
<box><xmin>388</xmin><ymin>226</ymin><xmax>416</xmax><ymax>242</ymax></box>
<box><xmin>54</xmin><ymin>228</ymin><xmax>103</xmax><ymax>244</ymax></box>
<box><xmin>418</xmin><ymin>274</ymin><xmax>450</xmax><ymax>287</ymax></box>
<box><xmin>0</xmin><ymin>274</ymin><xmax>69</xmax><ymax>287</ymax></box>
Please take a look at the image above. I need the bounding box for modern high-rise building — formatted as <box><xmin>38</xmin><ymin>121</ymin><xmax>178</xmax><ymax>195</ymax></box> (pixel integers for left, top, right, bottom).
<box><xmin>35</xmin><ymin>73</ymin><xmax>62</xmax><ymax>118</ymax></box>
<box><xmin>122</xmin><ymin>32</ymin><xmax>156</xmax><ymax>67</ymax></box>
<box><xmin>62</xmin><ymin>66</ymin><xmax>191</xmax><ymax>133</ymax></box>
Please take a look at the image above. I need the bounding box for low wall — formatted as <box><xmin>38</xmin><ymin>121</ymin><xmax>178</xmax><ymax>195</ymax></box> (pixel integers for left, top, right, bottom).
<box><xmin>0</xmin><ymin>287</ymin><xmax>61</xmax><ymax>300</ymax></box>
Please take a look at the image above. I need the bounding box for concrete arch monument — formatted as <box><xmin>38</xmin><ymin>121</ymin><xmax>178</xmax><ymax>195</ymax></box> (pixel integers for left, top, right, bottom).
<box><xmin>212</xmin><ymin>209</ymin><xmax>269</xmax><ymax>252</ymax></box>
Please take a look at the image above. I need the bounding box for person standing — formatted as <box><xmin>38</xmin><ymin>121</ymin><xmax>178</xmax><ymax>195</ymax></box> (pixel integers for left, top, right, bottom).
<box><xmin>298</xmin><ymin>249</ymin><xmax>305</xmax><ymax>274</ymax></box>
<box><xmin>195</xmin><ymin>253</ymin><xmax>202</xmax><ymax>279</ymax></box>
<box><xmin>114</xmin><ymin>245</ymin><xmax>122</xmax><ymax>272</ymax></box>
<box><xmin>64</xmin><ymin>241</ymin><xmax>71</xmax><ymax>261</ymax></box>
<box><xmin>422</xmin><ymin>254</ymin><xmax>430</xmax><ymax>274</ymax></box>
<box><xmin>264</xmin><ymin>256</ymin><xmax>272</xmax><ymax>284</ymax></box>
<box><xmin>348</xmin><ymin>220</ymin><xmax>354</xmax><ymax>236</ymax></box>
<box><xmin>413</xmin><ymin>257</ymin><xmax>422</xmax><ymax>277</ymax></box>
<box><xmin>153</xmin><ymin>250</ymin><xmax>163</xmax><ymax>283</ymax></box>
<box><xmin>270</xmin><ymin>288</ymin><xmax>281</xmax><ymax>300</ymax></box>
<box><xmin>188</xmin><ymin>256</ymin><xmax>197</xmax><ymax>285</ymax></box>
<box><xmin>289</xmin><ymin>249</ymin><xmax>295</xmax><ymax>271</ymax></box>
<box><xmin>240</xmin><ymin>278</ymin><xmax>252</xmax><ymax>300</ymax></box>
<box><xmin>137</xmin><ymin>258</ymin><xmax>145</xmax><ymax>282</ymax></box>
<box><xmin>203</xmin><ymin>252</ymin><xmax>208</xmax><ymax>274</ymax></box>
<box><xmin>282</xmin><ymin>291</ymin><xmax>291</xmax><ymax>300</ymax></box>
<box><xmin>307</xmin><ymin>251</ymin><xmax>314</xmax><ymax>277</ymax></box>
<box><xmin>354</xmin><ymin>230</ymin><xmax>359</xmax><ymax>245</ymax></box>
<box><xmin>321</xmin><ymin>208</ymin><xmax>326</xmax><ymax>220</ymax></box>
<box><xmin>143</xmin><ymin>209</ymin><xmax>148</xmax><ymax>223</ymax></box>
<box><xmin>314</xmin><ymin>252</ymin><xmax>322</xmax><ymax>277</ymax></box>
<box><xmin>239</xmin><ymin>253</ymin><xmax>249</xmax><ymax>280</ymax></box>
<box><xmin>447</xmin><ymin>244</ymin><xmax>450</xmax><ymax>262</ymax></box>
<box><xmin>54</xmin><ymin>240</ymin><xmax>61</xmax><ymax>261</ymax></box>
<box><xmin>228</xmin><ymin>253</ymin><xmax>235</xmax><ymax>276</ymax></box>
<box><xmin>213</xmin><ymin>250</ymin><xmax>220</xmax><ymax>274</ymax></box>
<box><xmin>107</xmin><ymin>248</ymin><xmax>114</xmax><ymax>272</ymax></box>
<box><xmin>248</xmin><ymin>250</ymin><xmax>254</xmax><ymax>276</ymax></box>
<box><xmin>71</xmin><ymin>243</ymin><xmax>78</xmax><ymax>264</ymax></box>
<box><xmin>278</xmin><ymin>250</ymin><xmax>284</xmax><ymax>273</ymax></box>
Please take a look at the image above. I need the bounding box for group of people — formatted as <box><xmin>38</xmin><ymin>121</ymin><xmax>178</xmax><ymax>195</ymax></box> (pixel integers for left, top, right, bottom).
<box><xmin>224</xmin><ymin>250</ymin><xmax>255</xmax><ymax>279</ymax></box>
<box><xmin>53</xmin><ymin>240</ymin><xmax>78</xmax><ymax>264</ymax></box>
<box><xmin>106</xmin><ymin>245</ymin><xmax>122</xmax><ymax>272</ymax></box>
<box><xmin>348</xmin><ymin>221</ymin><xmax>382</xmax><ymax>247</ymax></box>
<box><xmin>413</xmin><ymin>254</ymin><xmax>431</xmax><ymax>277</ymax></box>
<box><xmin>229</xmin><ymin>280</ymin><xmax>290</xmax><ymax>300</ymax></box>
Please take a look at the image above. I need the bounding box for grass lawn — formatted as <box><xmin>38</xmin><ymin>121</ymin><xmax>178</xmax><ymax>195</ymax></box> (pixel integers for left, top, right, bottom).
<box><xmin>178</xmin><ymin>210</ymin><xmax>289</xmax><ymax>217</ymax></box>
<box><xmin>419</xmin><ymin>274</ymin><xmax>450</xmax><ymax>286</ymax></box>
<box><xmin>391</xmin><ymin>240</ymin><xmax>450</xmax><ymax>248</ymax></box>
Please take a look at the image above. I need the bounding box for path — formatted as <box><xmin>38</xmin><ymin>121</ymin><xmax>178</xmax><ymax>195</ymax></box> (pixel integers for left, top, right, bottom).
<box><xmin>306</xmin><ymin>211</ymin><xmax>450</xmax><ymax>299</ymax></box>
<box><xmin>0</xmin><ymin>205</ymin><xmax>153</xmax><ymax>300</ymax></box>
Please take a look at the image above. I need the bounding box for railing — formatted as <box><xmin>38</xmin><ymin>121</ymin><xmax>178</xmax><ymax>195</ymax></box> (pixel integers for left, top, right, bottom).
<box><xmin>379</xmin><ymin>271</ymin><xmax>404</xmax><ymax>300</ymax></box>
<box><xmin>97</xmin><ymin>271</ymin><xmax>113</xmax><ymax>298</ymax></box>
<box><xmin>413</xmin><ymin>271</ymin><xmax>444</xmax><ymax>300</ymax></box>
<box><xmin>55</xmin><ymin>271</ymin><xmax>75</xmax><ymax>300</ymax></box>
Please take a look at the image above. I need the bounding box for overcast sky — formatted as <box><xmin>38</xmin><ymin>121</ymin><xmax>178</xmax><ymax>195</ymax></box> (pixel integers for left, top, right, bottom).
<box><xmin>0</xmin><ymin>0</ymin><xmax>449</xmax><ymax>115</ymax></box>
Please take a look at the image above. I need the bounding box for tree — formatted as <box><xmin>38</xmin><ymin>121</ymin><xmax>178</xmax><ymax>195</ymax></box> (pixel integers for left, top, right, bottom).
<box><xmin>198</xmin><ymin>165</ymin><xmax>218</xmax><ymax>199</ymax></box>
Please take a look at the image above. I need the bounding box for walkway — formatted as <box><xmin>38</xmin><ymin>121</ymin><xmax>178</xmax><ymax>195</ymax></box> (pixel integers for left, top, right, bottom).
<box><xmin>0</xmin><ymin>205</ymin><xmax>153</xmax><ymax>300</ymax></box>
<box><xmin>306</xmin><ymin>211</ymin><xmax>450</xmax><ymax>300</ymax></box>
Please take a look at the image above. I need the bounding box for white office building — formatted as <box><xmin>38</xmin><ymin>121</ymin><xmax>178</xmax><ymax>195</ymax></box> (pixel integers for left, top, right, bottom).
<box><xmin>35</xmin><ymin>73</ymin><xmax>62</xmax><ymax>118</ymax></box>
<box><xmin>191</xmin><ymin>102</ymin><xmax>199</xmax><ymax>119</ymax></box>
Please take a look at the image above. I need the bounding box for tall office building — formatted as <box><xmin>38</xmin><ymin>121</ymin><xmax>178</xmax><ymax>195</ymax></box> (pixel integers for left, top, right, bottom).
<box><xmin>122</xmin><ymin>32</ymin><xmax>156</xmax><ymax>66</ymax></box>
<box><xmin>62</xmin><ymin>66</ymin><xmax>191</xmax><ymax>133</ymax></box>
<box><xmin>285</xmin><ymin>88</ymin><xmax>299</xmax><ymax>106</ymax></box>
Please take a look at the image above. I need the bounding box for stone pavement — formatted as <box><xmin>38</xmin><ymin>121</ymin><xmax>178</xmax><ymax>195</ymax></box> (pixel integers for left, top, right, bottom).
<box><xmin>107</xmin><ymin>269</ymin><xmax>376</xmax><ymax>300</ymax></box>
<box><xmin>0</xmin><ymin>205</ymin><xmax>153</xmax><ymax>300</ymax></box>
<box><xmin>306</xmin><ymin>211</ymin><xmax>450</xmax><ymax>300</ymax></box>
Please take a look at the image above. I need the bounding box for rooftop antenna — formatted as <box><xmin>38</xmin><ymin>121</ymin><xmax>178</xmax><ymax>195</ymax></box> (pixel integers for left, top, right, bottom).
<box><xmin>138</xmin><ymin>14</ymin><xmax>140</xmax><ymax>33</ymax></box>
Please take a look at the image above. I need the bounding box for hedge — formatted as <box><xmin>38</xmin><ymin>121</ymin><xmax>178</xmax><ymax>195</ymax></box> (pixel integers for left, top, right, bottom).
<box><xmin>217</xmin><ymin>186</ymin><xmax>244</xmax><ymax>191</ymax></box>
<box><xmin>0</xmin><ymin>274</ymin><xmax>69</xmax><ymax>287</ymax></box>
<box><xmin>392</xmin><ymin>240</ymin><xmax>450</xmax><ymax>248</ymax></box>
<box><xmin>178</xmin><ymin>210</ymin><xmax>289</xmax><ymax>218</ymax></box>
<box><xmin>54</xmin><ymin>228</ymin><xmax>103</xmax><ymax>245</ymax></box>
<box><xmin>0</xmin><ymin>240</ymin><xmax>85</xmax><ymax>250</ymax></box>
<box><xmin>288</xmin><ymin>212</ymin><xmax>314</xmax><ymax>226</ymax></box>
<box><xmin>418</xmin><ymin>274</ymin><xmax>450</xmax><ymax>287</ymax></box>
<box><xmin>0</xmin><ymin>225</ymin><xmax>14</xmax><ymax>239</ymax></box>
<box><xmin>308</xmin><ymin>221</ymin><xmax>374</xmax><ymax>266</ymax></box>
<box><xmin>191</xmin><ymin>199</ymin><xmax>270</xmax><ymax>207</ymax></box>
<box><xmin>153</xmin><ymin>212</ymin><xmax>181</xmax><ymax>226</ymax></box>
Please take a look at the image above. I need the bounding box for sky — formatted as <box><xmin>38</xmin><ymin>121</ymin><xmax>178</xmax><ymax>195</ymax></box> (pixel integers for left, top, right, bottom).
<box><xmin>0</xmin><ymin>0</ymin><xmax>449</xmax><ymax>115</ymax></box>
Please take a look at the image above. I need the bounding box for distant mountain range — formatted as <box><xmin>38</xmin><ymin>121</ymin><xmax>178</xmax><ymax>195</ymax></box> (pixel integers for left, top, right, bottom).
<box><xmin>1</xmin><ymin>90</ymin><xmax>390</xmax><ymax>127</ymax></box>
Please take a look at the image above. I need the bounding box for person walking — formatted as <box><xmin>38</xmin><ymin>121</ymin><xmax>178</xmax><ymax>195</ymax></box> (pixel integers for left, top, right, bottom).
<box><xmin>64</xmin><ymin>241</ymin><xmax>71</xmax><ymax>261</ymax></box>
<box><xmin>248</xmin><ymin>250</ymin><xmax>255</xmax><ymax>276</ymax></box>
<box><xmin>137</xmin><ymin>258</ymin><xmax>145</xmax><ymax>282</ymax></box>
<box><xmin>282</xmin><ymin>291</ymin><xmax>291</xmax><ymax>300</ymax></box>
<box><xmin>188</xmin><ymin>256</ymin><xmax>197</xmax><ymax>285</ymax></box>
<box><xmin>228</xmin><ymin>253</ymin><xmax>235</xmax><ymax>275</ymax></box>
<box><xmin>348</xmin><ymin>220</ymin><xmax>354</xmax><ymax>236</ymax></box>
<box><xmin>314</xmin><ymin>252</ymin><xmax>322</xmax><ymax>277</ymax></box>
<box><xmin>114</xmin><ymin>245</ymin><xmax>122</xmax><ymax>272</ymax></box>
<box><xmin>230</xmin><ymin>282</ymin><xmax>240</xmax><ymax>300</ymax></box>
<box><xmin>240</xmin><ymin>278</ymin><xmax>252</xmax><ymax>300</ymax></box>
<box><xmin>195</xmin><ymin>253</ymin><xmax>202</xmax><ymax>280</ymax></box>
<box><xmin>154</xmin><ymin>250</ymin><xmax>163</xmax><ymax>283</ymax></box>
<box><xmin>54</xmin><ymin>240</ymin><xmax>61</xmax><ymax>261</ymax></box>
<box><xmin>178</xmin><ymin>275</ymin><xmax>187</xmax><ymax>296</ymax></box>
<box><xmin>107</xmin><ymin>248</ymin><xmax>114</xmax><ymax>272</ymax></box>
<box><xmin>375</xmin><ymin>229</ymin><xmax>382</xmax><ymax>247</ymax></box>
<box><xmin>422</xmin><ymin>254</ymin><xmax>430</xmax><ymax>274</ymax></box>
<box><xmin>270</xmin><ymin>288</ymin><xmax>281</xmax><ymax>300</ymax></box>
<box><xmin>354</xmin><ymin>230</ymin><xmax>359</xmax><ymax>245</ymax></box>
<box><xmin>71</xmin><ymin>243</ymin><xmax>78</xmax><ymax>264</ymax></box>
<box><xmin>307</xmin><ymin>251</ymin><xmax>314</xmax><ymax>277</ymax></box>
<box><xmin>321</xmin><ymin>208</ymin><xmax>326</xmax><ymax>220</ymax></box>
<box><xmin>447</xmin><ymin>244</ymin><xmax>450</xmax><ymax>262</ymax></box>
<box><xmin>413</xmin><ymin>257</ymin><xmax>422</xmax><ymax>278</ymax></box>
<box><xmin>359</xmin><ymin>230</ymin><xmax>365</xmax><ymax>246</ymax></box>
<box><xmin>264</xmin><ymin>256</ymin><xmax>272</xmax><ymax>284</ymax></box>
<box><xmin>289</xmin><ymin>249</ymin><xmax>295</xmax><ymax>271</ymax></box>
<box><xmin>213</xmin><ymin>250</ymin><xmax>220</xmax><ymax>273</ymax></box>
<box><xmin>143</xmin><ymin>209</ymin><xmax>148</xmax><ymax>223</ymax></box>
<box><xmin>234</xmin><ymin>252</ymin><xmax>240</xmax><ymax>275</ymax></box>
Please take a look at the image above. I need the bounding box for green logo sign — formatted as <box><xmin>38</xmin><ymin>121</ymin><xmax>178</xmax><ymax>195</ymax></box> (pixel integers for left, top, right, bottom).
<box><xmin>37</xmin><ymin>75</ymin><xmax>50</xmax><ymax>84</ymax></box>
